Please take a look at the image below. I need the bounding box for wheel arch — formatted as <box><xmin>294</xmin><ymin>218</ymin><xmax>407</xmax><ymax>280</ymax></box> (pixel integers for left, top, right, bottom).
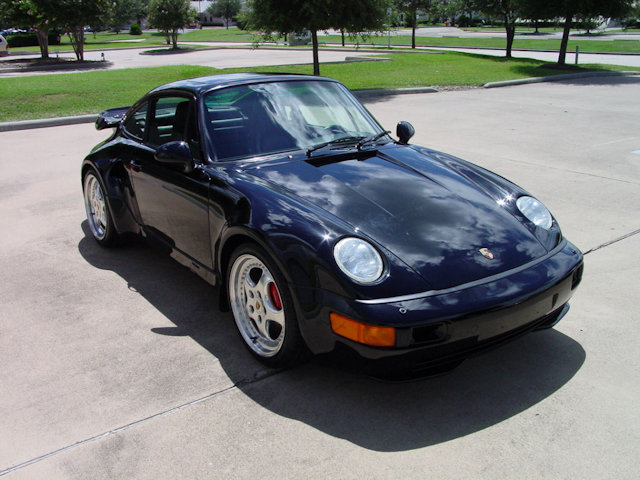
<box><xmin>81</xmin><ymin>157</ymin><xmax>138</xmax><ymax>236</ymax></box>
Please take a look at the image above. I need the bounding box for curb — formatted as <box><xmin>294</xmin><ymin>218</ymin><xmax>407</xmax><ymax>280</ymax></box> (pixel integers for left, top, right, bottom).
<box><xmin>483</xmin><ymin>70</ymin><xmax>640</xmax><ymax>88</ymax></box>
<box><xmin>354</xmin><ymin>87</ymin><xmax>439</xmax><ymax>98</ymax></box>
<box><xmin>0</xmin><ymin>60</ymin><xmax>112</xmax><ymax>74</ymax></box>
<box><xmin>0</xmin><ymin>114</ymin><xmax>97</xmax><ymax>132</ymax></box>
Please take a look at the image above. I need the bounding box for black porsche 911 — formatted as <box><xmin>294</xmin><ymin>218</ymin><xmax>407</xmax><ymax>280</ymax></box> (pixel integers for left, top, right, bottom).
<box><xmin>82</xmin><ymin>73</ymin><xmax>583</xmax><ymax>378</ymax></box>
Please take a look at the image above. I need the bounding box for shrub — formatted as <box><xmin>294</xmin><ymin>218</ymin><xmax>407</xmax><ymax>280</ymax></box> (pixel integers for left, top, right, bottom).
<box><xmin>129</xmin><ymin>23</ymin><xmax>142</xmax><ymax>35</ymax></box>
<box><xmin>7</xmin><ymin>32</ymin><xmax>61</xmax><ymax>47</ymax></box>
<box><xmin>456</xmin><ymin>15</ymin><xmax>480</xmax><ymax>28</ymax></box>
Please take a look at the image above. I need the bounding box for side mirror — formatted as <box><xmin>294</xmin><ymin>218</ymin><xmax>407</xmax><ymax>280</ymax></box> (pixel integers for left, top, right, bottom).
<box><xmin>155</xmin><ymin>141</ymin><xmax>194</xmax><ymax>173</ymax></box>
<box><xmin>95</xmin><ymin>116</ymin><xmax>120</xmax><ymax>130</ymax></box>
<box><xmin>396</xmin><ymin>121</ymin><xmax>415</xmax><ymax>145</ymax></box>
<box><xmin>95</xmin><ymin>106</ymin><xmax>128</xmax><ymax>130</ymax></box>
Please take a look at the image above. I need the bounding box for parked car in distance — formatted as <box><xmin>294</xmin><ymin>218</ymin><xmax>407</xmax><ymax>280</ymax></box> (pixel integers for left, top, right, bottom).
<box><xmin>82</xmin><ymin>73</ymin><xmax>583</xmax><ymax>380</ymax></box>
<box><xmin>0</xmin><ymin>35</ymin><xmax>9</xmax><ymax>56</ymax></box>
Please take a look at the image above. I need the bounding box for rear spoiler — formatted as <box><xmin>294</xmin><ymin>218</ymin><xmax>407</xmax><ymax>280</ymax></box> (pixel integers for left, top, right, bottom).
<box><xmin>95</xmin><ymin>106</ymin><xmax>130</xmax><ymax>130</ymax></box>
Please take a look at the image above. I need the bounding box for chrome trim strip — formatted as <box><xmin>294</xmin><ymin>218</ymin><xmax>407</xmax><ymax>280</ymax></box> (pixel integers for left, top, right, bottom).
<box><xmin>356</xmin><ymin>239</ymin><xmax>569</xmax><ymax>305</ymax></box>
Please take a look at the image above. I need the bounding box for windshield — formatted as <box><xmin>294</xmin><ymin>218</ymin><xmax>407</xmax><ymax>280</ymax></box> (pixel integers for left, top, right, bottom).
<box><xmin>203</xmin><ymin>80</ymin><xmax>382</xmax><ymax>161</ymax></box>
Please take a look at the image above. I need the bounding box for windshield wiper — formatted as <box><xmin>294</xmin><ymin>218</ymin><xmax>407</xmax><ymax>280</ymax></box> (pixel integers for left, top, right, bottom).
<box><xmin>306</xmin><ymin>135</ymin><xmax>364</xmax><ymax>158</ymax></box>
<box><xmin>356</xmin><ymin>130</ymin><xmax>391</xmax><ymax>150</ymax></box>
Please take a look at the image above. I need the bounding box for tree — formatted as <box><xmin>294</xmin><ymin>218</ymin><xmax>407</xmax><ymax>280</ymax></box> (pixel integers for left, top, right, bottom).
<box><xmin>111</xmin><ymin>0</ymin><xmax>149</xmax><ymax>33</ymax></box>
<box><xmin>0</xmin><ymin>0</ymin><xmax>59</xmax><ymax>59</ymax></box>
<box><xmin>471</xmin><ymin>0</ymin><xmax>522</xmax><ymax>58</ymax></box>
<box><xmin>431</xmin><ymin>0</ymin><xmax>475</xmax><ymax>25</ymax></box>
<box><xmin>56</xmin><ymin>0</ymin><xmax>113</xmax><ymax>60</ymax></box>
<box><xmin>544</xmin><ymin>0</ymin><xmax>633</xmax><ymax>65</ymax></box>
<box><xmin>148</xmin><ymin>0</ymin><xmax>195</xmax><ymax>49</ymax></box>
<box><xmin>519</xmin><ymin>0</ymin><xmax>554</xmax><ymax>34</ymax></box>
<box><xmin>396</xmin><ymin>1</ymin><xmax>433</xmax><ymax>48</ymax></box>
<box><xmin>207</xmin><ymin>0</ymin><xmax>241</xmax><ymax>29</ymax></box>
<box><xmin>247</xmin><ymin>0</ymin><xmax>388</xmax><ymax>76</ymax></box>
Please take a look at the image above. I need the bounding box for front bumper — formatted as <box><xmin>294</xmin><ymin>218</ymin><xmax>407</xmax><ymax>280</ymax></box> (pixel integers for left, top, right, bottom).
<box><xmin>293</xmin><ymin>239</ymin><xmax>584</xmax><ymax>376</ymax></box>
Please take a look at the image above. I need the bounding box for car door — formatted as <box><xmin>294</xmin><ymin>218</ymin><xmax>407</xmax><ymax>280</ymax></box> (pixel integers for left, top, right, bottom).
<box><xmin>122</xmin><ymin>94</ymin><xmax>212</xmax><ymax>269</ymax></box>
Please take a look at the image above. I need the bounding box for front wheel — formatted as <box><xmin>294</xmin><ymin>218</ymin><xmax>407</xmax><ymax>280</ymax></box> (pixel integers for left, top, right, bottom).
<box><xmin>227</xmin><ymin>244</ymin><xmax>304</xmax><ymax>368</ymax></box>
<box><xmin>83</xmin><ymin>170</ymin><xmax>118</xmax><ymax>246</ymax></box>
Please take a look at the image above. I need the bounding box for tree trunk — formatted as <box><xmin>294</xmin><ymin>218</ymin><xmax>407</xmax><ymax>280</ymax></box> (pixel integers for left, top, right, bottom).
<box><xmin>36</xmin><ymin>29</ymin><xmax>49</xmax><ymax>59</ymax></box>
<box><xmin>172</xmin><ymin>30</ymin><xmax>179</xmax><ymax>49</ymax></box>
<box><xmin>69</xmin><ymin>29</ymin><xmax>84</xmax><ymax>61</ymax></box>
<box><xmin>558</xmin><ymin>10</ymin><xmax>574</xmax><ymax>65</ymax></box>
<box><xmin>504</xmin><ymin>15</ymin><xmax>515</xmax><ymax>58</ymax></box>
<box><xmin>411</xmin><ymin>8</ymin><xmax>417</xmax><ymax>49</ymax></box>
<box><xmin>341</xmin><ymin>29</ymin><xmax>345</xmax><ymax>47</ymax></box>
<box><xmin>311</xmin><ymin>30</ymin><xmax>320</xmax><ymax>76</ymax></box>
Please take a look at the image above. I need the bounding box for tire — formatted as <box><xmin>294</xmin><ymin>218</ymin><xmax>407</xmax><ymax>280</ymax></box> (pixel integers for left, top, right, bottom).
<box><xmin>227</xmin><ymin>243</ymin><xmax>304</xmax><ymax>368</ymax></box>
<box><xmin>83</xmin><ymin>170</ymin><xmax>118</xmax><ymax>246</ymax></box>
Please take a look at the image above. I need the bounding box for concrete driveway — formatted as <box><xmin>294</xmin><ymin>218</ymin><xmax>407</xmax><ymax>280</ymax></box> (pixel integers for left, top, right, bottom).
<box><xmin>0</xmin><ymin>47</ymin><xmax>377</xmax><ymax>77</ymax></box>
<box><xmin>1</xmin><ymin>77</ymin><xmax>639</xmax><ymax>478</ymax></box>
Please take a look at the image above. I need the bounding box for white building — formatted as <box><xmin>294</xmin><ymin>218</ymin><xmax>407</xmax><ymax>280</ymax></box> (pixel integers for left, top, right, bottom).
<box><xmin>191</xmin><ymin>1</ymin><xmax>225</xmax><ymax>26</ymax></box>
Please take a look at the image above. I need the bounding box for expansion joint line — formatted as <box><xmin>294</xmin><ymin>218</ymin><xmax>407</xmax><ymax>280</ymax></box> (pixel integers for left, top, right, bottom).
<box><xmin>583</xmin><ymin>228</ymin><xmax>640</xmax><ymax>255</ymax></box>
<box><xmin>0</xmin><ymin>368</ymin><xmax>284</xmax><ymax>477</ymax></box>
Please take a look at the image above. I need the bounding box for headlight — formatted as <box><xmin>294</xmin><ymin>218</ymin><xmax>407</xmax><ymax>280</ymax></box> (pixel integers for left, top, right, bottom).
<box><xmin>334</xmin><ymin>237</ymin><xmax>384</xmax><ymax>284</ymax></box>
<box><xmin>516</xmin><ymin>196</ymin><xmax>553</xmax><ymax>230</ymax></box>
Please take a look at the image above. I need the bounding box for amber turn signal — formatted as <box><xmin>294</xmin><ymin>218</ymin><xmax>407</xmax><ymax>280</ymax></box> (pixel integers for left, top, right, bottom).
<box><xmin>330</xmin><ymin>313</ymin><xmax>396</xmax><ymax>347</ymax></box>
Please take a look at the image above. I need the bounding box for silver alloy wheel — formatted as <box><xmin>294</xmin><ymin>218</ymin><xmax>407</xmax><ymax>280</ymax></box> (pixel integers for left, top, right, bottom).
<box><xmin>83</xmin><ymin>173</ymin><xmax>108</xmax><ymax>241</ymax></box>
<box><xmin>229</xmin><ymin>253</ymin><xmax>286</xmax><ymax>358</ymax></box>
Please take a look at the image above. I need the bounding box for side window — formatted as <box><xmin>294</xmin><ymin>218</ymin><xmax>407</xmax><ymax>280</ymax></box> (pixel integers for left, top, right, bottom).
<box><xmin>148</xmin><ymin>97</ymin><xmax>195</xmax><ymax>146</ymax></box>
<box><xmin>147</xmin><ymin>96</ymin><xmax>201</xmax><ymax>160</ymax></box>
<box><xmin>122</xmin><ymin>102</ymin><xmax>148</xmax><ymax>140</ymax></box>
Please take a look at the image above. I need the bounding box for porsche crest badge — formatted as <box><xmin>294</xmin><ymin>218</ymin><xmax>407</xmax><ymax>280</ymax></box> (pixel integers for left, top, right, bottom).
<box><xmin>479</xmin><ymin>248</ymin><xmax>494</xmax><ymax>260</ymax></box>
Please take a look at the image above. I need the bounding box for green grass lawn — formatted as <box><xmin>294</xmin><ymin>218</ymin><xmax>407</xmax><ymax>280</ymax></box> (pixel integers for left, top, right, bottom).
<box><xmin>0</xmin><ymin>51</ymin><xmax>638</xmax><ymax>122</ymax></box>
<box><xmin>229</xmin><ymin>52</ymin><xmax>607</xmax><ymax>90</ymax></box>
<box><xmin>321</xmin><ymin>33</ymin><xmax>640</xmax><ymax>54</ymax></box>
<box><xmin>180</xmin><ymin>28</ymin><xmax>259</xmax><ymax>42</ymax></box>
<box><xmin>603</xmin><ymin>29</ymin><xmax>640</xmax><ymax>34</ymax></box>
<box><xmin>13</xmin><ymin>31</ymin><xmax>167</xmax><ymax>54</ymax></box>
<box><xmin>461</xmin><ymin>26</ymin><xmax>566</xmax><ymax>33</ymax></box>
<box><xmin>0</xmin><ymin>65</ymin><xmax>216</xmax><ymax>121</ymax></box>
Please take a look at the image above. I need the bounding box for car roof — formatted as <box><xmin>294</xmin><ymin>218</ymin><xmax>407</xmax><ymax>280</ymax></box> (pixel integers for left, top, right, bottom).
<box><xmin>148</xmin><ymin>73</ymin><xmax>338</xmax><ymax>96</ymax></box>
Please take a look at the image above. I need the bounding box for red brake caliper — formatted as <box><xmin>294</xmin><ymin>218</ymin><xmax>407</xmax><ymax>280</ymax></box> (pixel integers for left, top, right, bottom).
<box><xmin>267</xmin><ymin>282</ymin><xmax>282</xmax><ymax>311</ymax></box>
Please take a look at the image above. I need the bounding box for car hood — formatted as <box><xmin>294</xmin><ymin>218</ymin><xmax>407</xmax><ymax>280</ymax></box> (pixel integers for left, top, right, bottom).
<box><xmin>242</xmin><ymin>145</ymin><xmax>549</xmax><ymax>290</ymax></box>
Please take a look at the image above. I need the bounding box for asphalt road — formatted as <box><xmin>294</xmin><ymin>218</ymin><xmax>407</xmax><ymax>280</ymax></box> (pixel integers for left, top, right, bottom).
<box><xmin>1</xmin><ymin>77</ymin><xmax>639</xmax><ymax>479</ymax></box>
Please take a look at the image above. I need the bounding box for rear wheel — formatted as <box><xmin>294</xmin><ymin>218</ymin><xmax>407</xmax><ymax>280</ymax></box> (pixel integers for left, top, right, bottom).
<box><xmin>83</xmin><ymin>170</ymin><xmax>118</xmax><ymax>246</ymax></box>
<box><xmin>227</xmin><ymin>244</ymin><xmax>304</xmax><ymax>367</ymax></box>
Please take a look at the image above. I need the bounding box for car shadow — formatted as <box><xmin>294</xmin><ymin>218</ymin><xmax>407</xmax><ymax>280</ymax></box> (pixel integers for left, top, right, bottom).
<box><xmin>78</xmin><ymin>221</ymin><xmax>585</xmax><ymax>452</ymax></box>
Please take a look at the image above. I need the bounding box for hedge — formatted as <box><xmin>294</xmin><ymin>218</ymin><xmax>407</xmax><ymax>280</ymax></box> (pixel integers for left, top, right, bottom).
<box><xmin>7</xmin><ymin>32</ymin><xmax>61</xmax><ymax>48</ymax></box>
